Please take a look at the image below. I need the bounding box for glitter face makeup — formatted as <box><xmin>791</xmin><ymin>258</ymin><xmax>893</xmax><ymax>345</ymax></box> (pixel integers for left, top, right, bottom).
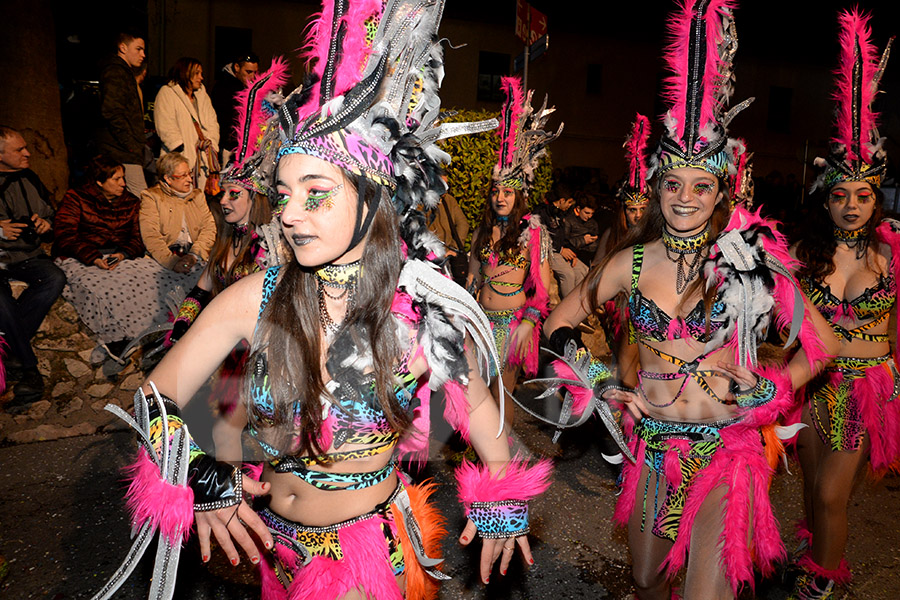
<box><xmin>304</xmin><ymin>184</ymin><xmax>344</xmax><ymax>212</ymax></box>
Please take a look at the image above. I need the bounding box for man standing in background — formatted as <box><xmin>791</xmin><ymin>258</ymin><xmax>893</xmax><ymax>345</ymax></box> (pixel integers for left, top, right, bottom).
<box><xmin>96</xmin><ymin>31</ymin><xmax>147</xmax><ymax>196</ymax></box>
<box><xmin>211</xmin><ymin>52</ymin><xmax>259</xmax><ymax>166</ymax></box>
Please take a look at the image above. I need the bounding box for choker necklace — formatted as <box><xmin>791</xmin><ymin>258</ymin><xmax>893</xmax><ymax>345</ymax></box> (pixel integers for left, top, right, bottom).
<box><xmin>662</xmin><ymin>225</ymin><xmax>710</xmax><ymax>294</ymax></box>
<box><xmin>833</xmin><ymin>223</ymin><xmax>868</xmax><ymax>259</ymax></box>
<box><xmin>315</xmin><ymin>261</ymin><xmax>361</xmax><ymax>335</ymax></box>
<box><xmin>231</xmin><ymin>223</ymin><xmax>249</xmax><ymax>251</ymax></box>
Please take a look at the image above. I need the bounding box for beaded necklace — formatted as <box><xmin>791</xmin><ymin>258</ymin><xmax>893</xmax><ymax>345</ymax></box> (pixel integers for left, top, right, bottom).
<box><xmin>315</xmin><ymin>260</ymin><xmax>362</xmax><ymax>335</ymax></box>
<box><xmin>662</xmin><ymin>225</ymin><xmax>710</xmax><ymax>294</ymax></box>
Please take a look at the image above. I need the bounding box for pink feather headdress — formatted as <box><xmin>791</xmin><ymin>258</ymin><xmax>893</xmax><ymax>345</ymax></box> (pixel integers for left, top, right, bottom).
<box><xmin>221</xmin><ymin>56</ymin><xmax>290</xmax><ymax>195</ymax></box>
<box><xmin>619</xmin><ymin>113</ymin><xmax>652</xmax><ymax>207</ymax></box>
<box><xmin>651</xmin><ymin>0</ymin><xmax>752</xmax><ymax>181</ymax></box>
<box><xmin>492</xmin><ymin>76</ymin><xmax>563</xmax><ymax>193</ymax></box>
<box><xmin>813</xmin><ymin>9</ymin><xmax>893</xmax><ymax>191</ymax></box>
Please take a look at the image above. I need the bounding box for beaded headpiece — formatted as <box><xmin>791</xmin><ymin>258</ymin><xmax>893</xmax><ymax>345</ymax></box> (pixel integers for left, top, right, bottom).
<box><xmin>221</xmin><ymin>57</ymin><xmax>290</xmax><ymax>197</ymax></box>
<box><xmin>650</xmin><ymin>0</ymin><xmax>752</xmax><ymax>182</ymax></box>
<box><xmin>492</xmin><ymin>76</ymin><xmax>563</xmax><ymax>194</ymax></box>
<box><xmin>812</xmin><ymin>9</ymin><xmax>893</xmax><ymax>192</ymax></box>
<box><xmin>618</xmin><ymin>113</ymin><xmax>652</xmax><ymax>207</ymax></box>
<box><xmin>276</xmin><ymin>0</ymin><xmax>497</xmax><ymax>221</ymax></box>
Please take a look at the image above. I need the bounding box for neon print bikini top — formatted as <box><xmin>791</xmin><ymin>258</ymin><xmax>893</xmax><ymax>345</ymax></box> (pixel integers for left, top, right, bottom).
<box><xmin>800</xmin><ymin>272</ymin><xmax>896</xmax><ymax>343</ymax></box>
<box><xmin>478</xmin><ymin>242</ymin><xmax>528</xmax><ymax>270</ymax></box>
<box><xmin>627</xmin><ymin>244</ymin><xmax>726</xmax><ymax>344</ymax></box>
<box><xmin>247</xmin><ymin>266</ymin><xmax>419</xmax><ymax>491</ymax></box>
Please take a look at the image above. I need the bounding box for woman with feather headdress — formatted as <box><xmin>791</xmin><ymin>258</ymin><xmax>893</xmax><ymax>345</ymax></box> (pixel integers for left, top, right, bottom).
<box><xmin>542</xmin><ymin>1</ymin><xmax>837</xmax><ymax>597</ymax></box>
<box><xmin>790</xmin><ymin>10</ymin><xmax>898</xmax><ymax>599</ymax></box>
<box><xmin>90</xmin><ymin>2</ymin><xmax>552</xmax><ymax>600</ymax></box>
<box><xmin>466</xmin><ymin>76</ymin><xmax>560</xmax><ymax>425</ymax></box>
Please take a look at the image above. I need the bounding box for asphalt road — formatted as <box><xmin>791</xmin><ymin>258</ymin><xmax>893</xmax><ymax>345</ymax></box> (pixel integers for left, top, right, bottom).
<box><xmin>2</xmin><ymin>397</ymin><xmax>899</xmax><ymax>599</ymax></box>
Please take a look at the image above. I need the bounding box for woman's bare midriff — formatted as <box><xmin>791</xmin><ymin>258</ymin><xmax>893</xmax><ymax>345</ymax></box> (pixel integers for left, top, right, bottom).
<box><xmin>478</xmin><ymin>263</ymin><xmax>527</xmax><ymax>311</ymax></box>
<box><xmin>260</xmin><ymin>447</ymin><xmax>399</xmax><ymax>526</ymax></box>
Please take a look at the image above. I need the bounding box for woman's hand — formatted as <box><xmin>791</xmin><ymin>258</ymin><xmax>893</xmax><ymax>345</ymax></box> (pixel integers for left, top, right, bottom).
<box><xmin>194</xmin><ymin>477</ymin><xmax>273</xmax><ymax>566</ymax></box>
<box><xmin>510</xmin><ymin>320</ymin><xmax>535</xmax><ymax>361</ymax></box>
<box><xmin>459</xmin><ymin>520</ymin><xmax>534</xmax><ymax>583</ymax></box>
<box><xmin>603</xmin><ymin>387</ymin><xmax>649</xmax><ymax>421</ymax></box>
<box><xmin>93</xmin><ymin>257</ymin><xmax>112</xmax><ymax>270</ymax></box>
<box><xmin>714</xmin><ymin>361</ymin><xmax>758</xmax><ymax>394</ymax></box>
<box><xmin>173</xmin><ymin>254</ymin><xmax>197</xmax><ymax>273</ymax></box>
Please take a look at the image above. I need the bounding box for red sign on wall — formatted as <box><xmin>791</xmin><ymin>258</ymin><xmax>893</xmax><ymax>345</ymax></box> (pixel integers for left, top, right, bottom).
<box><xmin>515</xmin><ymin>1</ymin><xmax>548</xmax><ymax>44</ymax></box>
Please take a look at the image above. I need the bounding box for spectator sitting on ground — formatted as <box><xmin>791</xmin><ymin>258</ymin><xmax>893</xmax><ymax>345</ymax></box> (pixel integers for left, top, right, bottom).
<box><xmin>52</xmin><ymin>155</ymin><xmax>195</xmax><ymax>360</ymax></box>
<box><xmin>139</xmin><ymin>152</ymin><xmax>215</xmax><ymax>275</ymax></box>
<box><xmin>0</xmin><ymin>126</ymin><xmax>67</xmax><ymax>408</ymax></box>
<box><xmin>210</xmin><ymin>52</ymin><xmax>259</xmax><ymax>166</ymax></box>
<box><xmin>555</xmin><ymin>192</ymin><xmax>599</xmax><ymax>297</ymax></box>
<box><xmin>154</xmin><ymin>57</ymin><xmax>220</xmax><ymax>192</ymax></box>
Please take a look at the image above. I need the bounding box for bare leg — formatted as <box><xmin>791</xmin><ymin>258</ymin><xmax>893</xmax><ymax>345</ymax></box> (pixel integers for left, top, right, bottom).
<box><xmin>627</xmin><ymin>465</ymin><xmax>674</xmax><ymax>600</ymax></box>
<box><xmin>683</xmin><ymin>484</ymin><xmax>733</xmax><ymax>600</ymax></box>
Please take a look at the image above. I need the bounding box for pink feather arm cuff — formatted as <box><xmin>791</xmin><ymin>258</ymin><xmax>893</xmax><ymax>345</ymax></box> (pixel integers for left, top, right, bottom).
<box><xmin>123</xmin><ymin>449</ymin><xmax>195</xmax><ymax>544</ymax></box>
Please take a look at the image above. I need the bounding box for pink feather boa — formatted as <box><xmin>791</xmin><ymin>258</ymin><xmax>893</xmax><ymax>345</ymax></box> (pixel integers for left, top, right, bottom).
<box><xmin>456</xmin><ymin>455</ymin><xmax>553</xmax><ymax>504</ymax></box>
<box><xmin>507</xmin><ymin>215</ymin><xmax>550</xmax><ymax>376</ymax></box>
<box><xmin>122</xmin><ymin>449</ymin><xmax>194</xmax><ymax>544</ymax></box>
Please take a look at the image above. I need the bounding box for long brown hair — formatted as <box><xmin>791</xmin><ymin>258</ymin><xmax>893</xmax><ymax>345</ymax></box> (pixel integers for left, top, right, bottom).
<box><xmin>795</xmin><ymin>185</ymin><xmax>885</xmax><ymax>281</ymax></box>
<box><xmin>587</xmin><ymin>178</ymin><xmax>732</xmax><ymax>332</ymax></box>
<box><xmin>471</xmin><ymin>186</ymin><xmax>529</xmax><ymax>260</ymax></box>
<box><xmin>207</xmin><ymin>190</ymin><xmax>272</xmax><ymax>295</ymax></box>
<box><xmin>247</xmin><ymin>176</ymin><xmax>406</xmax><ymax>458</ymax></box>
<box><xmin>167</xmin><ymin>57</ymin><xmax>202</xmax><ymax>95</ymax></box>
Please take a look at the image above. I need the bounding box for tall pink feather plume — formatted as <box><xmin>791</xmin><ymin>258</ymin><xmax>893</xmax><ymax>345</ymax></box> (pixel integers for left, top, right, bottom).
<box><xmin>661</xmin><ymin>0</ymin><xmax>737</xmax><ymax>145</ymax></box>
<box><xmin>280</xmin><ymin>515</ymin><xmax>403</xmax><ymax>600</ymax></box>
<box><xmin>497</xmin><ymin>76</ymin><xmax>525</xmax><ymax>169</ymax></box>
<box><xmin>833</xmin><ymin>9</ymin><xmax>880</xmax><ymax>162</ymax></box>
<box><xmin>232</xmin><ymin>56</ymin><xmax>290</xmax><ymax>164</ymax></box>
<box><xmin>297</xmin><ymin>0</ymin><xmax>384</xmax><ymax>124</ymax></box>
<box><xmin>122</xmin><ymin>449</ymin><xmax>194</xmax><ymax>544</ymax></box>
<box><xmin>624</xmin><ymin>113</ymin><xmax>651</xmax><ymax>192</ymax></box>
<box><xmin>551</xmin><ymin>359</ymin><xmax>594</xmax><ymax>418</ymax></box>
<box><xmin>442</xmin><ymin>379</ymin><xmax>471</xmax><ymax>442</ymax></box>
<box><xmin>456</xmin><ymin>455</ymin><xmax>553</xmax><ymax>503</ymax></box>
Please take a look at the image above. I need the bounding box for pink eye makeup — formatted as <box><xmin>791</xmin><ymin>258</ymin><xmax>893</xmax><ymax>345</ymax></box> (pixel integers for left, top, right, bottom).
<box><xmin>692</xmin><ymin>182</ymin><xmax>714</xmax><ymax>195</ymax></box>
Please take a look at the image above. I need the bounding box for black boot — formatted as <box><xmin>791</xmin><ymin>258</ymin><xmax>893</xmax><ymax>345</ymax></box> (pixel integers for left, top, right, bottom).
<box><xmin>12</xmin><ymin>367</ymin><xmax>44</xmax><ymax>398</ymax></box>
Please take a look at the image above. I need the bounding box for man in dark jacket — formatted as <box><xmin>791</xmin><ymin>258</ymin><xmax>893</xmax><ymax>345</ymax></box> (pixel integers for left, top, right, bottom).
<box><xmin>96</xmin><ymin>31</ymin><xmax>147</xmax><ymax>196</ymax></box>
<box><xmin>554</xmin><ymin>193</ymin><xmax>599</xmax><ymax>297</ymax></box>
<box><xmin>211</xmin><ymin>52</ymin><xmax>259</xmax><ymax>165</ymax></box>
<box><xmin>0</xmin><ymin>127</ymin><xmax>66</xmax><ymax>406</ymax></box>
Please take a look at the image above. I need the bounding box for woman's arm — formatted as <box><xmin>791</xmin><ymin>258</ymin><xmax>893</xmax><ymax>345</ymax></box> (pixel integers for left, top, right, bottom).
<box><xmin>143</xmin><ymin>270</ymin><xmax>262</xmax><ymax>404</ymax></box>
<box><xmin>153</xmin><ymin>86</ymin><xmax>185</xmax><ymax>154</ymax></box>
<box><xmin>544</xmin><ymin>245</ymin><xmax>630</xmax><ymax>336</ymax></box>
<box><xmin>786</xmin><ymin>287</ymin><xmax>840</xmax><ymax>389</ymax></box>
<box><xmin>53</xmin><ymin>192</ymin><xmax>98</xmax><ymax>265</ymax></box>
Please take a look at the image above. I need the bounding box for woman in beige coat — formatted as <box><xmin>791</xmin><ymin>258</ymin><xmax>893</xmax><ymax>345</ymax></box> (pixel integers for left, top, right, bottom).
<box><xmin>153</xmin><ymin>57</ymin><xmax>220</xmax><ymax>191</ymax></box>
<box><xmin>140</xmin><ymin>152</ymin><xmax>216</xmax><ymax>273</ymax></box>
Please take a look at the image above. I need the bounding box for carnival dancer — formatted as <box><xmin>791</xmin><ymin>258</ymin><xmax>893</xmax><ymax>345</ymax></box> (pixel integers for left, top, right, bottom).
<box><xmin>542</xmin><ymin>1</ymin><xmax>837</xmax><ymax>597</ymax></box>
<box><xmin>466</xmin><ymin>76</ymin><xmax>559</xmax><ymax>424</ymax></box>
<box><xmin>790</xmin><ymin>10</ymin><xmax>898</xmax><ymax>599</ymax></box>
<box><xmin>594</xmin><ymin>114</ymin><xmax>654</xmax><ymax>388</ymax></box>
<box><xmin>165</xmin><ymin>59</ymin><xmax>290</xmax><ymax>460</ymax></box>
<box><xmin>93</xmin><ymin>2</ymin><xmax>552</xmax><ymax>600</ymax></box>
